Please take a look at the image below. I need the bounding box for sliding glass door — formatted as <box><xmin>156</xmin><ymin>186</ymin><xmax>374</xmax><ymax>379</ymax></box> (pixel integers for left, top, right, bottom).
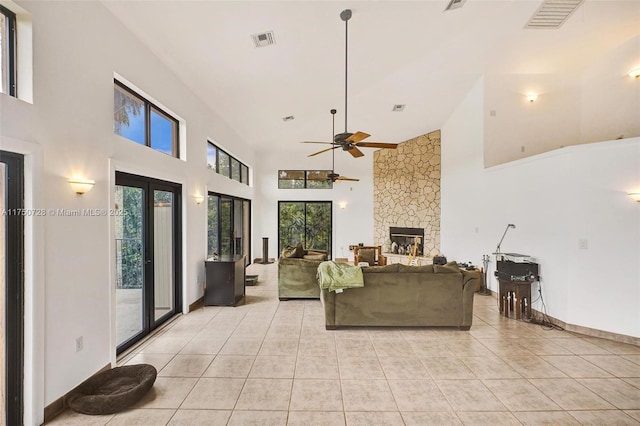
<box><xmin>207</xmin><ymin>193</ymin><xmax>251</xmax><ymax>265</ymax></box>
<box><xmin>278</xmin><ymin>201</ymin><xmax>332</xmax><ymax>257</ymax></box>
<box><xmin>0</xmin><ymin>151</ymin><xmax>24</xmax><ymax>426</ymax></box>
<box><xmin>115</xmin><ymin>172</ymin><xmax>181</xmax><ymax>354</ymax></box>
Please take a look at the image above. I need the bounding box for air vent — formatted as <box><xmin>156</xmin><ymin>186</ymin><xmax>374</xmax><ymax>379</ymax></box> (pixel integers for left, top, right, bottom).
<box><xmin>251</xmin><ymin>31</ymin><xmax>276</xmax><ymax>48</ymax></box>
<box><xmin>525</xmin><ymin>0</ymin><xmax>584</xmax><ymax>29</ymax></box>
<box><xmin>282</xmin><ymin>115</ymin><xmax>294</xmax><ymax>122</ymax></box>
<box><xmin>445</xmin><ymin>0</ymin><xmax>467</xmax><ymax>11</ymax></box>
<box><xmin>392</xmin><ymin>104</ymin><xmax>405</xmax><ymax>112</ymax></box>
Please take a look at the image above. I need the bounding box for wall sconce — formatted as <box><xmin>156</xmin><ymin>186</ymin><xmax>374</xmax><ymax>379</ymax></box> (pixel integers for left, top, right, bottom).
<box><xmin>628</xmin><ymin>67</ymin><xmax>640</xmax><ymax>78</ymax></box>
<box><xmin>68</xmin><ymin>177</ymin><xmax>95</xmax><ymax>195</ymax></box>
<box><xmin>194</xmin><ymin>194</ymin><xmax>205</xmax><ymax>205</ymax></box>
<box><xmin>338</xmin><ymin>202</ymin><xmax>348</xmax><ymax>209</ymax></box>
<box><xmin>526</xmin><ymin>93</ymin><xmax>538</xmax><ymax>103</ymax></box>
<box><xmin>628</xmin><ymin>192</ymin><xmax>640</xmax><ymax>202</ymax></box>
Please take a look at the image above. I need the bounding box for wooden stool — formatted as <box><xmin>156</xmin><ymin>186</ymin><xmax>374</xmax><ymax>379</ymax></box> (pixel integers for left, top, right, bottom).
<box><xmin>498</xmin><ymin>279</ymin><xmax>532</xmax><ymax>319</ymax></box>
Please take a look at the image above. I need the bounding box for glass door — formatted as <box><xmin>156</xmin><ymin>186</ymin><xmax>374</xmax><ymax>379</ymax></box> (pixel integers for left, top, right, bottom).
<box><xmin>207</xmin><ymin>194</ymin><xmax>251</xmax><ymax>264</ymax></box>
<box><xmin>1</xmin><ymin>151</ymin><xmax>24</xmax><ymax>426</ymax></box>
<box><xmin>115</xmin><ymin>172</ymin><xmax>181</xmax><ymax>354</ymax></box>
<box><xmin>278</xmin><ymin>201</ymin><xmax>332</xmax><ymax>257</ymax></box>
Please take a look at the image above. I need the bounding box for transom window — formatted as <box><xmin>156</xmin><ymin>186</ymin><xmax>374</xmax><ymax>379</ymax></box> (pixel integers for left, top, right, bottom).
<box><xmin>114</xmin><ymin>80</ymin><xmax>179</xmax><ymax>157</ymax></box>
<box><xmin>278</xmin><ymin>170</ymin><xmax>333</xmax><ymax>189</ymax></box>
<box><xmin>207</xmin><ymin>141</ymin><xmax>249</xmax><ymax>186</ymax></box>
<box><xmin>0</xmin><ymin>5</ymin><xmax>16</xmax><ymax>97</ymax></box>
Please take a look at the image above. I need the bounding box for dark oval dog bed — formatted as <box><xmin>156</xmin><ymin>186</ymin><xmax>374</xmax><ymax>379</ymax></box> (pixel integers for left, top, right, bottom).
<box><xmin>67</xmin><ymin>364</ymin><xmax>157</xmax><ymax>415</ymax></box>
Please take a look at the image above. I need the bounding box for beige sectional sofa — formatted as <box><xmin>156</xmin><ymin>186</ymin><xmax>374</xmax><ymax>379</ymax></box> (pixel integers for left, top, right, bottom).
<box><xmin>277</xmin><ymin>248</ymin><xmax>328</xmax><ymax>300</ymax></box>
<box><xmin>320</xmin><ymin>263</ymin><xmax>481</xmax><ymax>330</ymax></box>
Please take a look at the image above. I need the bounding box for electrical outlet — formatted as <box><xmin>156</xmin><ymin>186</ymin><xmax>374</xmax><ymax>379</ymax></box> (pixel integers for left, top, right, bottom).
<box><xmin>75</xmin><ymin>336</ymin><xmax>83</xmax><ymax>352</ymax></box>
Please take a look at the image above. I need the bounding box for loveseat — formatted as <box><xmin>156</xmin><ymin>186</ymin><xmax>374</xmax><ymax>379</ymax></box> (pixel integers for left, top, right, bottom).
<box><xmin>320</xmin><ymin>263</ymin><xmax>481</xmax><ymax>330</ymax></box>
<box><xmin>278</xmin><ymin>246</ymin><xmax>328</xmax><ymax>300</ymax></box>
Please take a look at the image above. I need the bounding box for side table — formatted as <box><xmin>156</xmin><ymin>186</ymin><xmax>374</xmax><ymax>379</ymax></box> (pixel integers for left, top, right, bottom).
<box><xmin>497</xmin><ymin>279</ymin><xmax>532</xmax><ymax>320</ymax></box>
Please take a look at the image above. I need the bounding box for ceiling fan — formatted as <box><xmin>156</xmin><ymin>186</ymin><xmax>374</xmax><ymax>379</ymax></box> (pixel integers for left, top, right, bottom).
<box><xmin>304</xmin><ymin>9</ymin><xmax>398</xmax><ymax>158</ymax></box>
<box><xmin>327</xmin><ymin>109</ymin><xmax>359</xmax><ymax>183</ymax></box>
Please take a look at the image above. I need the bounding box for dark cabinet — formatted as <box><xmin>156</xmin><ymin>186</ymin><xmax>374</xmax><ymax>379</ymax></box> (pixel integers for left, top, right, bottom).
<box><xmin>205</xmin><ymin>255</ymin><xmax>245</xmax><ymax>306</ymax></box>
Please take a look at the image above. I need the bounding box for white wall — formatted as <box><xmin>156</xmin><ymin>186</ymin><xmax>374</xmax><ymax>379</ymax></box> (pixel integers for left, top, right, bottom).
<box><xmin>442</xmin><ymin>78</ymin><xmax>640</xmax><ymax>339</ymax></box>
<box><xmin>253</xmin><ymin>150</ymin><xmax>374</xmax><ymax>262</ymax></box>
<box><xmin>1</xmin><ymin>1</ymin><xmax>256</xmax><ymax>421</ymax></box>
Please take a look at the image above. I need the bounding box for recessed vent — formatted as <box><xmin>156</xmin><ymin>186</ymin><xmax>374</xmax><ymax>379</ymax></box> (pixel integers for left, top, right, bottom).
<box><xmin>392</xmin><ymin>104</ymin><xmax>405</xmax><ymax>112</ymax></box>
<box><xmin>444</xmin><ymin>0</ymin><xmax>467</xmax><ymax>11</ymax></box>
<box><xmin>282</xmin><ymin>115</ymin><xmax>294</xmax><ymax>122</ymax></box>
<box><xmin>525</xmin><ymin>0</ymin><xmax>584</xmax><ymax>29</ymax></box>
<box><xmin>251</xmin><ymin>31</ymin><xmax>276</xmax><ymax>48</ymax></box>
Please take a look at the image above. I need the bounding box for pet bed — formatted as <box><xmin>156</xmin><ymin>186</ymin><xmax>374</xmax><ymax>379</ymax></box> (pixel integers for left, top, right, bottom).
<box><xmin>67</xmin><ymin>364</ymin><xmax>157</xmax><ymax>415</ymax></box>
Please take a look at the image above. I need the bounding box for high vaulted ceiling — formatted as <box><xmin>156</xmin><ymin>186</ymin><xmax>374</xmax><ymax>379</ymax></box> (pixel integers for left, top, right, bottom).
<box><xmin>102</xmin><ymin>1</ymin><xmax>640</xmax><ymax>156</ymax></box>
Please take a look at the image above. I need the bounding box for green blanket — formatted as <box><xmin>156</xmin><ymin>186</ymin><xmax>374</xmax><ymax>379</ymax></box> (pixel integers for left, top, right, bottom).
<box><xmin>317</xmin><ymin>261</ymin><xmax>364</xmax><ymax>292</ymax></box>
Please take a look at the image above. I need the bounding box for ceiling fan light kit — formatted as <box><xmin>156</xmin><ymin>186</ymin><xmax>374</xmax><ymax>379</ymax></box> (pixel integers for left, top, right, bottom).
<box><xmin>303</xmin><ymin>9</ymin><xmax>398</xmax><ymax>159</ymax></box>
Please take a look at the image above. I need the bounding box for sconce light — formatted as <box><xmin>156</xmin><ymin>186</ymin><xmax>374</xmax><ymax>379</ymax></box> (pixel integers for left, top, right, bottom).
<box><xmin>628</xmin><ymin>192</ymin><xmax>640</xmax><ymax>202</ymax></box>
<box><xmin>194</xmin><ymin>194</ymin><xmax>205</xmax><ymax>205</ymax></box>
<box><xmin>338</xmin><ymin>202</ymin><xmax>348</xmax><ymax>209</ymax></box>
<box><xmin>628</xmin><ymin>67</ymin><xmax>640</xmax><ymax>78</ymax></box>
<box><xmin>526</xmin><ymin>93</ymin><xmax>538</xmax><ymax>103</ymax></box>
<box><xmin>68</xmin><ymin>177</ymin><xmax>95</xmax><ymax>195</ymax></box>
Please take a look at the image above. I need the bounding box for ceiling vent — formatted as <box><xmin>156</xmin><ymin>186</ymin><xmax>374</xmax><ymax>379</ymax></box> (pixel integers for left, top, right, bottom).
<box><xmin>392</xmin><ymin>104</ymin><xmax>405</xmax><ymax>112</ymax></box>
<box><xmin>525</xmin><ymin>0</ymin><xmax>584</xmax><ymax>29</ymax></box>
<box><xmin>251</xmin><ymin>31</ymin><xmax>275</xmax><ymax>48</ymax></box>
<box><xmin>282</xmin><ymin>115</ymin><xmax>294</xmax><ymax>122</ymax></box>
<box><xmin>445</xmin><ymin>0</ymin><xmax>467</xmax><ymax>11</ymax></box>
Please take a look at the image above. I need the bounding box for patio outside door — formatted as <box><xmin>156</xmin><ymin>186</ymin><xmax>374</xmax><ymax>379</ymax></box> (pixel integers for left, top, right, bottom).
<box><xmin>115</xmin><ymin>172</ymin><xmax>181</xmax><ymax>354</ymax></box>
<box><xmin>0</xmin><ymin>151</ymin><xmax>23</xmax><ymax>426</ymax></box>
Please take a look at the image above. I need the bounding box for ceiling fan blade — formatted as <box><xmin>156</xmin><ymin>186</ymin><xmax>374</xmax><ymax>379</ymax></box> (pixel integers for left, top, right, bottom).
<box><xmin>302</xmin><ymin>141</ymin><xmax>334</xmax><ymax>145</ymax></box>
<box><xmin>355</xmin><ymin>142</ymin><xmax>398</xmax><ymax>149</ymax></box>
<box><xmin>336</xmin><ymin>176</ymin><xmax>360</xmax><ymax>182</ymax></box>
<box><xmin>346</xmin><ymin>131</ymin><xmax>370</xmax><ymax>143</ymax></box>
<box><xmin>308</xmin><ymin>146</ymin><xmax>338</xmax><ymax>157</ymax></box>
<box><xmin>348</xmin><ymin>146</ymin><xmax>365</xmax><ymax>158</ymax></box>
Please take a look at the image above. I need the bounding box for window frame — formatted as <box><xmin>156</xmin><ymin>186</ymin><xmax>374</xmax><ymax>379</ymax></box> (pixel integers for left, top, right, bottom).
<box><xmin>207</xmin><ymin>141</ymin><xmax>249</xmax><ymax>186</ymax></box>
<box><xmin>278</xmin><ymin>170</ymin><xmax>333</xmax><ymax>189</ymax></box>
<box><xmin>0</xmin><ymin>4</ymin><xmax>17</xmax><ymax>97</ymax></box>
<box><xmin>114</xmin><ymin>79</ymin><xmax>180</xmax><ymax>158</ymax></box>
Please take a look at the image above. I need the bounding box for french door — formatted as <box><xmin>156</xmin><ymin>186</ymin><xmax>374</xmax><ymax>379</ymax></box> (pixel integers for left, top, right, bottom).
<box><xmin>115</xmin><ymin>172</ymin><xmax>181</xmax><ymax>354</ymax></box>
<box><xmin>1</xmin><ymin>151</ymin><xmax>24</xmax><ymax>426</ymax></box>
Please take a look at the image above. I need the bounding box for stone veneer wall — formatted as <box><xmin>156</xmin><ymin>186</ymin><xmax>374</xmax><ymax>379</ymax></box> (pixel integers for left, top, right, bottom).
<box><xmin>373</xmin><ymin>130</ymin><xmax>441</xmax><ymax>256</ymax></box>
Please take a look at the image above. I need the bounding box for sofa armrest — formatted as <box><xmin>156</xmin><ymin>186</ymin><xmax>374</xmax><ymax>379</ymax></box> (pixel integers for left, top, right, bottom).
<box><xmin>461</xmin><ymin>271</ymin><xmax>481</xmax><ymax>327</ymax></box>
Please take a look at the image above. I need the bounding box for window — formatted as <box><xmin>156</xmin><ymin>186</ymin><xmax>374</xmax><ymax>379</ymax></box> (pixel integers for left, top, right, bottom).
<box><xmin>114</xmin><ymin>80</ymin><xmax>179</xmax><ymax>157</ymax></box>
<box><xmin>278</xmin><ymin>170</ymin><xmax>333</xmax><ymax>189</ymax></box>
<box><xmin>0</xmin><ymin>5</ymin><xmax>16</xmax><ymax>97</ymax></box>
<box><xmin>207</xmin><ymin>141</ymin><xmax>249</xmax><ymax>186</ymax></box>
<box><xmin>278</xmin><ymin>201</ymin><xmax>332</xmax><ymax>257</ymax></box>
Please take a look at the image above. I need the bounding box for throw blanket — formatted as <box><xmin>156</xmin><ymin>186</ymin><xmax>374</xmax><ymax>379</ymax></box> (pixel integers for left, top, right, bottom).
<box><xmin>317</xmin><ymin>261</ymin><xmax>364</xmax><ymax>292</ymax></box>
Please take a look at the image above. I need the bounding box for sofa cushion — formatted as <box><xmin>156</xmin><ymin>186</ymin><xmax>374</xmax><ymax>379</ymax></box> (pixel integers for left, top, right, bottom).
<box><xmin>362</xmin><ymin>264</ymin><xmax>399</xmax><ymax>274</ymax></box>
<box><xmin>397</xmin><ymin>264</ymin><xmax>434</xmax><ymax>273</ymax></box>
<box><xmin>303</xmin><ymin>253</ymin><xmax>326</xmax><ymax>261</ymax></box>
<box><xmin>282</xmin><ymin>243</ymin><xmax>304</xmax><ymax>258</ymax></box>
<box><xmin>434</xmin><ymin>263</ymin><xmax>462</xmax><ymax>274</ymax></box>
<box><xmin>358</xmin><ymin>248</ymin><xmax>376</xmax><ymax>265</ymax></box>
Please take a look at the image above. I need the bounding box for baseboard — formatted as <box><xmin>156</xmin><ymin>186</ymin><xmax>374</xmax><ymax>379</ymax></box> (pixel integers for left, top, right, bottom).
<box><xmin>531</xmin><ymin>309</ymin><xmax>640</xmax><ymax>346</ymax></box>
<box><xmin>189</xmin><ymin>296</ymin><xmax>204</xmax><ymax>312</ymax></box>
<box><xmin>43</xmin><ymin>363</ymin><xmax>111</xmax><ymax>423</ymax></box>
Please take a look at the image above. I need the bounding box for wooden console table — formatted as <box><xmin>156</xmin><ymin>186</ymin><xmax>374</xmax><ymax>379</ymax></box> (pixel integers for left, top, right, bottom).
<box><xmin>497</xmin><ymin>279</ymin><xmax>532</xmax><ymax>320</ymax></box>
<box><xmin>205</xmin><ymin>255</ymin><xmax>246</xmax><ymax>306</ymax></box>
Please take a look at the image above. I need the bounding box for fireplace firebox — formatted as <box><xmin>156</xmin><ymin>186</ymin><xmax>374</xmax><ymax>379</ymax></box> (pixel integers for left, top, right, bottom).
<box><xmin>389</xmin><ymin>227</ymin><xmax>424</xmax><ymax>255</ymax></box>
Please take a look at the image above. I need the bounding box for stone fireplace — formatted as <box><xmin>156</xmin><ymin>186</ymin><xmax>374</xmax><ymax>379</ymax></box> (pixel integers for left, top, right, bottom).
<box><xmin>374</xmin><ymin>130</ymin><xmax>441</xmax><ymax>256</ymax></box>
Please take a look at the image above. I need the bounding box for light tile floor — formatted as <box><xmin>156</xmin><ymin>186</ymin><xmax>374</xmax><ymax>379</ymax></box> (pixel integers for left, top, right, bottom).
<box><xmin>48</xmin><ymin>262</ymin><xmax>640</xmax><ymax>425</ymax></box>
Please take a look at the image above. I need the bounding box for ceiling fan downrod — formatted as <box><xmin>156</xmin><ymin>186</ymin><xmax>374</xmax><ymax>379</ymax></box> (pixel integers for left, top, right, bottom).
<box><xmin>340</xmin><ymin>9</ymin><xmax>352</xmax><ymax>136</ymax></box>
